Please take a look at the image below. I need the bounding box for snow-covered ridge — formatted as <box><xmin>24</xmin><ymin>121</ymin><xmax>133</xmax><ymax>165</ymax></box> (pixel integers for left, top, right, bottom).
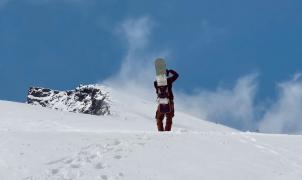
<box><xmin>27</xmin><ymin>84</ymin><xmax>111</xmax><ymax>115</ymax></box>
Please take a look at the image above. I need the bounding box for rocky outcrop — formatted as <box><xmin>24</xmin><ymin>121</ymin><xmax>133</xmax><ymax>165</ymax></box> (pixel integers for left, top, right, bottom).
<box><xmin>27</xmin><ymin>84</ymin><xmax>111</xmax><ymax>115</ymax></box>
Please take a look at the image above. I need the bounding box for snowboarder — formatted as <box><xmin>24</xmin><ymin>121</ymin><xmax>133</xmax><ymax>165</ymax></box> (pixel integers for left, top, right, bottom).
<box><xmin>154</xmin><ymin>69</ymin><xmax>179</xmax><ymax>131</ymax></box>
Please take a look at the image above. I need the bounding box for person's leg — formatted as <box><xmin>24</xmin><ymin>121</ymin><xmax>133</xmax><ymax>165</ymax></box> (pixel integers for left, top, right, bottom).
<box><xmin>156</xmin><ymin>107</ymin><xmax>165</xmax><ymax>131</ymax></box>
<box><xmin>165</xmin><ymin>116</ymin><xmax>172</xmax><ymax>131</ymax></box>
<box><xmin>165</xmin><ymin>101</ymin><xmax>174</xmax><ymax>131</ymax></box>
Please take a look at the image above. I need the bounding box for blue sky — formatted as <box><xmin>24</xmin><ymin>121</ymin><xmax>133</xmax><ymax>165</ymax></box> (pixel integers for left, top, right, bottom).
<box><xmin>1</xmin><ymin>0</ymin><xmax>302</xmax><ymax>133</ymax></box>
<box><xmin>0</xmin><ymin>0</ymin><xmax>301</xmax><ymax>101</ymax></box>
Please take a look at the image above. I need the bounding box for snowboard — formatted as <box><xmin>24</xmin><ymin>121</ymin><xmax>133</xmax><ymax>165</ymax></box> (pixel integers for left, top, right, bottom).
<box><xmin>155</xmin><ymin>58</ymin><xmax>167</xmax><ymax>86</ymax></box>
<box><xmin>154</xmin><ymin>58</ymin><xmax>171</xmax><ymax>114</ymax></box>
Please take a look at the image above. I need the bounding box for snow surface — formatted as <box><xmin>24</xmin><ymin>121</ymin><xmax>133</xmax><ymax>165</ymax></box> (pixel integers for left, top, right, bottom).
<box><xmin>1</xmin><ymin>87</ymin><xmax>302</xmax><ymax>180</ymax></box>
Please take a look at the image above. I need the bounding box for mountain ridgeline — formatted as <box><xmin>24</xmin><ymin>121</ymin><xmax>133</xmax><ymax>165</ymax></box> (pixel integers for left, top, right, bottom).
<box><xmin>27</xmin><ymin>84</ymin><xmax>111</xmax><ymax>116</ymax></box>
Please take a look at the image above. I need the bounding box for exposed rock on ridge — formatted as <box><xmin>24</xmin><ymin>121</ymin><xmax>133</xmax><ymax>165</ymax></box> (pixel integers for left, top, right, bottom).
<box><xmin>27</xmin><ymin>84</ymin><xmax>111</xmax><ymax>115</ymax></box>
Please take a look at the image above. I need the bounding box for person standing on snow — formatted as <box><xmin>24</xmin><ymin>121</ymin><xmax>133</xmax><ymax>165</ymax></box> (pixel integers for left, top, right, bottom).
<box><xmin>154</xmin><ymin>69</ymin><xmax>179</xmax><ymax>131</ymax></box>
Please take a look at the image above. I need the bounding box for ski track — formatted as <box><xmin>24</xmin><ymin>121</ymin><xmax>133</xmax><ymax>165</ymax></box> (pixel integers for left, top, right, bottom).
<box><xmin>22</xmin><ymin>133</ymin><xmax>152</xmax><ymax>180</ymax></box>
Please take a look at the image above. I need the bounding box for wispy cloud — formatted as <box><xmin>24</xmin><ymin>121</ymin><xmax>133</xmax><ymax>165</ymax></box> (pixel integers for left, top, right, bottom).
<box><xmin>259</xmin><ymin>73</ymin><xmax>302</xmax><ymax>134</ymax></box>
<box><xmin>115</xmin><ymin>16</ymin><xmax>154</xmax><ymax>84</ymax></box>
<box><xmin>177</xmin><ymin>74</ymin><xmax>258</xmax><ymax>131</ymax></box>
<box><xmin>178</xmin><ymin>73</ymin><xmax>302</xmax><ymax>134</ymax></box>
<box><xmin>105</xmin><ymin>16</ymin><xmax>169</xmax><ymax>91</ymax></box>
<box><xmin>118</xmin><ymin>17</ymin><xmax>152</xmax><ymax>51</ymax></box>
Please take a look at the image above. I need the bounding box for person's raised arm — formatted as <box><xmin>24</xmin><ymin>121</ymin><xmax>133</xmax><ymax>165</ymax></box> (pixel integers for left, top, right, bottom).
<box><xmin>168</xmin><ymin>69</ymin><xmax>179</xmax><ymax>83</ymax></box>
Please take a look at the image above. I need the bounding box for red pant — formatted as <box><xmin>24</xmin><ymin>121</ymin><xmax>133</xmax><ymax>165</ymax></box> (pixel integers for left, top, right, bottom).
<box><xmin>156</xmin><ymin>101</ymin><xmax>174</xmax><ymax>131</ymax></box>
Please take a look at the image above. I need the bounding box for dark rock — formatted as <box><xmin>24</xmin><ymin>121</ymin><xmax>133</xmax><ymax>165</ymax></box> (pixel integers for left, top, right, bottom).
<box><xmin>27</xmin><ymin>84</ymin><xmax>111</xmax><ymax>116</ymax></box>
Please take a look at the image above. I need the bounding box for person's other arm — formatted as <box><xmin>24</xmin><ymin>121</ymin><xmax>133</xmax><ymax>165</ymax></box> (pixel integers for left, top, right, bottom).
<box><xmin>154</xmin><ymin>81</ymin><xmax>158</xmax><ymax>94</ymax></box>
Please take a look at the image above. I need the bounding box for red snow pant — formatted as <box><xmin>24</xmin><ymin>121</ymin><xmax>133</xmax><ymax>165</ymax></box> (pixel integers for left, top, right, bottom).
<box><xmin>155</xmin><ymin>100</ymin><xmax>175</xmax><ymax>131</ymax></box>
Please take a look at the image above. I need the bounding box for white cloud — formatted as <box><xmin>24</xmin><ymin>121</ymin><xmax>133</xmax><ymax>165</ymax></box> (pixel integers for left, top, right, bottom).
<box><xmin>177</xmin><ymin>74</ymin><xmax>258</xmax><ymax>131</ymax></box>
<box><xmin>105</xmin><ymin>16</ymin><xmax>170</xmax><ymax>92</ymax></box>
<box><xmin>179</xmin><ymin>73</ymin><xmax>302</xmax><ymax>134</ymax></box>
<box><xmin>118</xmin><ymin>17</ymin><xmax>152</xmax><ymax>51</ymax></box>
<box><xmin>116</xmin><ymin>16</ymin><xmax>154</xmax><ymax>84</ymax></box>
<box><xmin>259</xmin><ymin>73</ymin><xmax>302</xmax><ymax>134</ymax></box>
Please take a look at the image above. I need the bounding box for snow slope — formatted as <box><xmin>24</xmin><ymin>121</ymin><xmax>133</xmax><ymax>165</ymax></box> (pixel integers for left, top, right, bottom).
<box><xmin>1</xmin><ymin>87</ymin><xmax>302</xmax><ymax>180</ymax></box>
